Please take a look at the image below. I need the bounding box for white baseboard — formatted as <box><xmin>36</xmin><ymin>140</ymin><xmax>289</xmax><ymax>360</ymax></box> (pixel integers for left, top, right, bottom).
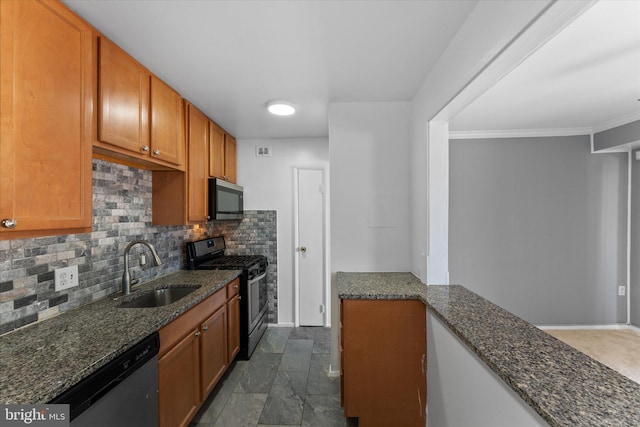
<box><xmin>268</xmin><ymin>322</ymin><xmax>295</xmax><ymax>328</ymax></box>
<box><xmin>328</xmin><ymin>365</ymin><xmax>340</xmax><ymax>378</ymax></box>
<box><xmin>537</xmin><ymin>323</ymin><xmax>640</xmax><ymax>331</ymax></box>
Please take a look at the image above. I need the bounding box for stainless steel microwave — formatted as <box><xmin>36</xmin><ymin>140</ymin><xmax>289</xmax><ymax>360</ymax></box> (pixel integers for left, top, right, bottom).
<box><xmin>208</xmin><ymin>178</ymin><xmax>244</xmax><ymax>220</ymax></box>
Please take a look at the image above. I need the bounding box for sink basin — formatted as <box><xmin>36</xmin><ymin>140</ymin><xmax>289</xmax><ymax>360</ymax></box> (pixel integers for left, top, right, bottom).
<box><xmin>118</xmin><ymin>285</ymin><xmax>201</xmax><ymax>308</ymax></box>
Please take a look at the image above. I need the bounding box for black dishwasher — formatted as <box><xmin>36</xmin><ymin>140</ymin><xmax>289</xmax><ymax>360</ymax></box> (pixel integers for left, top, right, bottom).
<box><xmin>50</xmin><ymin>332</ymin><xmax>159</xmax><ymax>427</ymax></box>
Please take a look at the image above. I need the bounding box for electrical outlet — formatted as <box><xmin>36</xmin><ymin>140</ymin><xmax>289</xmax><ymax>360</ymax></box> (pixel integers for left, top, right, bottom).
<box><xmin>618</xmin><ymin>286</ymin><xmax>626</xmax><ymax>296</ymax></box>
<box><xmin>55</xmin><ymin>265</ymin><xmax>79</xmax><ymax>292</ymax></box>
<box><xmin>255</xmin><ymin>146</ymin><xmax>272</xmax><ymax>157</ymax></box>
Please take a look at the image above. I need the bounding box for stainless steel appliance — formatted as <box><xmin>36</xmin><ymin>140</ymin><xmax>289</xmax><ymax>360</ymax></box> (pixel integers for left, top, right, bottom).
<box><xmin>50</xmin><ymin>332</ymin><xmax>159</xmax><ymax>427</ymax></box>
<box><xmin>186</xmin><ymin>236</ymin><xmax>268</xmax><ymax>359</ymax></box>
<box><xmin>209</xmin><ymin>178</ymin><xmax>243</xmax><ymax>220</ymax></box>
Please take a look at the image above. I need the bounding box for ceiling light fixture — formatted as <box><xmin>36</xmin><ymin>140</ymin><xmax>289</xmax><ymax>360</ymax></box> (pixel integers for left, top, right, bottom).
<box><xmin>267</xmin><ymin>101</ymin><xmax>296</xmax><ymax>116</ymax></box>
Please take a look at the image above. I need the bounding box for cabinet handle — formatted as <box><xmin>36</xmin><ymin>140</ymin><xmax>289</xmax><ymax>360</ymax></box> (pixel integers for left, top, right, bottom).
<box><xmin>1</xmin><ymin>219</ymin><xmax>17</xmax><ymax>229</ymax></box>
<box><xmin>195</xmin><ymin>331</ymin><xmax>201</xmax><ymax>337</ymax></box>
<box><xmin>238</xmin><ymin>296</ymin><xmax>242</xmax><ymax>300</ymax></box>
<box><xmin>140</xmin><ymin>145</ymin><xmax>150</xmax><ymax>152</ymax></box>
<box><xmin>153</xmin><ymin>149</ymin><xmax>160</xmax><ymax>156</ymax></box>
<box><xmin>233</xmin><ymin>284</ymin><xmax>239</xmax><ymax>289</ymax></box>
<box><xmin>206</xmin><ymin>216</ymin><xmax>211</xmax><ymax>221</ymax></box>
<box><xmin>202</xmin><ymin>325</ymin><xmax>209</xmax><ymax>331</ymax></box>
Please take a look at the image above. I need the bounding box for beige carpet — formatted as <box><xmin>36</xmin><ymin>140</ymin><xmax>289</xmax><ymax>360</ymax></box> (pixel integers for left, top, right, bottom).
<box><xmin>546</xmin><ymin>329</ymin><xmax>640</xmax><ymax>384</ymax></box>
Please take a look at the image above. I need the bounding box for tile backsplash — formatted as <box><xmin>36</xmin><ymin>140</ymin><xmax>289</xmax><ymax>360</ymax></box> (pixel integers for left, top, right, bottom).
<box><xmin>214</xmin><ymin>211</ymin><xmax>278</xmax><ymax>323</ymax></box>
<box><xmin>0</xmin><ymin>159</ymin><xmax>278</xmax><ymax>334</ymax></box>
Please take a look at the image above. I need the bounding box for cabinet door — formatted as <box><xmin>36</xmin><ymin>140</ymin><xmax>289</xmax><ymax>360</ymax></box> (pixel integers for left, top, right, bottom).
<box><xmin>98</xmin><ymin>36</ymin><xmax>150</xmax><ymax>155</ymax></box>
<box><xmin>227</xmin><ymin>294</ymin><xmax>241</xmax><ymax>362</ymax></box>
<box><xmin>150</xmin><ymin>75</ymin><xmax>184</xmax><ymax>167</ymax></box>
<box><xmin>186</xmin><ymin>103</ymin><xmax>209</xmax><ymax>223</ymax></box>
<box><xmin>208</xmin><ymin>122</ymin><xmax>225</xmax><ymax>179</ymax></box>
<box><xmin>158</xmin><ymin>328</ymin><xmax>200</xmax><ymax>427</ymax></box>
<box><xmin>224</xmin><ymin>134</ymin><xmax>237</xmax><ymax>183</ymax></box>
<box><xmin>200</xmin><ymin>305</ymin><xmax>228</xmax><ymax>399</ymax></box>
<box><xmin>0</xmin><ymin>0</ymin><xmax>93</xmax><ymax>237</ymax></box>
<box><xmin>342</xmin><ymin>299</ymin><xmax>426</xmax><ymax>427</ymax></box>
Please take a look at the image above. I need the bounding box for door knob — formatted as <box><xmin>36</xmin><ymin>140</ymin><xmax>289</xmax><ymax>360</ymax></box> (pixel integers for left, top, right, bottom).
<box><xmin>300</xmin><ymin>246</ymin><xmax>307</xmax><ymax>253</ymax></box>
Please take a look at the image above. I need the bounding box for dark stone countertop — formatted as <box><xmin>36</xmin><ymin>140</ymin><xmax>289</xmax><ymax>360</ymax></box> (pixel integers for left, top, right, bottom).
<box><xmin>0</xmin><ymin>269</ymin><xmax>241</xmax><ymax>404</ymax></box>
<box><xmin>337</xmin><ymin>272</ymin><xmax>640</xmax><ymax>427</ymax></box>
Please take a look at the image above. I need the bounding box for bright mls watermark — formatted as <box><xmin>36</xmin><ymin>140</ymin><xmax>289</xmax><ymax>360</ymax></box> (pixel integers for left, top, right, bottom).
<box><xmin>0</xmin><ymin>405</ymin><xmax>69</xmax><ymax>426</ymax></box>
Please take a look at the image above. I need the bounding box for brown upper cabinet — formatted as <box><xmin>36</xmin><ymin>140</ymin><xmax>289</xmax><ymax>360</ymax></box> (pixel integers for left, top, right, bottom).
<box><xmin>0</xmin><ymin>0</ymin><xmax>94</xmax><ymax>239</ymax></box>
<box><xmin>209</xmin><ymin>122</ymin><xmax>237</xmax><ymax>183</ymax></box>
<box><xmin>152</xmin><ymin>101</ymin><xmax>209</xmax><ymax>226</ymax></box>
<box><xmin>95</xmin><ymin>36</ymin><xmax>185</xmax><ymax>171</ymax></box>
<box><xmin>186</xmin><ymin>103</ymin><xmax>210</xmax><ymax>224</ymax></box>
<box><xmin>154</xmin><ymin>102</ymin><xmax>238</xmax><ymax>226</ymax></box>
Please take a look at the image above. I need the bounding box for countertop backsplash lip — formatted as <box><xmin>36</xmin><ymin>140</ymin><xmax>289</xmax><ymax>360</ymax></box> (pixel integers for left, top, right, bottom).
<box><xmin>337</xmin><ymin>272</ymin><xmax>640</xmax><ymax>427</ymax></box>
<box><xmin>0</xmin><ymin>269</ymin><xmax>241</xmax><ymax>405</ymax></box>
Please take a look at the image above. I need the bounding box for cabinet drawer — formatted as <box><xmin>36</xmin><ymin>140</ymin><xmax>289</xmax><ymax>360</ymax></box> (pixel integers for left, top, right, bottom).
<box><xmin>159</xmin><ymin>287</ymin><xmax>226</xmax><ymax>356</ymax></box>
<box><xmin>227</xmin><ymin>278</ymin><xmax>240</xmax><ymax>299</ymax></box>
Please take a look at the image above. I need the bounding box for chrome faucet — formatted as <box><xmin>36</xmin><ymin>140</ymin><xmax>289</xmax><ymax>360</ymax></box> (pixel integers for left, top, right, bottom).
<box><xmin>122</xmin><ymin>240</ymin><xmax>162</xmax><ymax>295</ymax></box>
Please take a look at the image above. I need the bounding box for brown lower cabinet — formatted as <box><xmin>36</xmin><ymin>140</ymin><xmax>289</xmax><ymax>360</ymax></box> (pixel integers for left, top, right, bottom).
<box><xmin>158</xmin><ymin>278</ymin><xmax>240</xmax><ymax>427</ymax></box>
<box><xmin>340</xmin><ymin>299</ymin><xmax>427</xmax><ymax>427</ymax></box>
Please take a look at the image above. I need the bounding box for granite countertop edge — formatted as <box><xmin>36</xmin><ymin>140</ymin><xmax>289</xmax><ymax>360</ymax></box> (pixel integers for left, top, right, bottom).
<box><xmin>0</xmin><ymin>269</ymin><xmax>241</xmax><ymax>404</ymax></box>
<box><xmin>336</xmin><ymin>272</ymin><xmax>640</xmax><ymax>427</ymax></box>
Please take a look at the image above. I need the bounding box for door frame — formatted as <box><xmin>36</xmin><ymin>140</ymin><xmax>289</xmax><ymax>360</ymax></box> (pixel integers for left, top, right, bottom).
<box><xmin>293</xmin><ymin>166</ymin><xmax>330</xmax><ymax>327</ymax></box>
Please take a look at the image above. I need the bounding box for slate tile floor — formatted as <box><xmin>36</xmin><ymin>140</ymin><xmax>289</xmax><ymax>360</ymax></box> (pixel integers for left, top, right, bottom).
<box><xmin>191</xmin><ymin>326</ymin><xmax>351</xmax><ymax>427</ymax></box>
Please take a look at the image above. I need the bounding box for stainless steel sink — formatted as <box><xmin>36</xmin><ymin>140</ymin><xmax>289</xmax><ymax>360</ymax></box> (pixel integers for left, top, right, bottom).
<box><xmin>118</xmin><ymin>285</ymin><xmax>201</xmax><ymax>308</ymax></box>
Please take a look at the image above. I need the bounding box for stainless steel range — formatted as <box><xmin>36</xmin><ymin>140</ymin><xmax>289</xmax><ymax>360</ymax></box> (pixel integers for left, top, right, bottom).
<box><xmin>186</xmin><ymin>236</ymin><xmax>268</xmax><ymax>359</ymax></box>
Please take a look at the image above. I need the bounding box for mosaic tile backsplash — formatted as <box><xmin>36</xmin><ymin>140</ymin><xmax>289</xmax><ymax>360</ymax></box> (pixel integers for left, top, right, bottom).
<box><xmin>214</xmin><ymin>211</ymin><xmax>278</xmax><ymax>323</ymax></box>
<box><xmin>0</xmin><ymin>159</ymin><xmax>278</xmax><ymax>334</ymax></box>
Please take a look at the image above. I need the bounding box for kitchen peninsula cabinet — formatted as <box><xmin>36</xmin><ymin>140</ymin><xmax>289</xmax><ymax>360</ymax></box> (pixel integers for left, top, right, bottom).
<box><xmin>0</xmin><ymin>0</ymin><xmax>93</xmax><ymax>239</ymax></box>
<box><xmin>209</xmin><ymin>121</ymin><xmax>237</xmax><ymax>183</ymax></box>
<box><xmin>95</xmin><ymin>37</ymin><xmax>185</xmax><ymax>171</ymax></box>
<box><xmin>341</xmin><ymin>298</ymin><xmax>426</xmax><ymax>427</ymax></box>
<box><xmin>158</xmin><ymin>277</ymin><xmax>240</xmax><ymax>427</ymax></box>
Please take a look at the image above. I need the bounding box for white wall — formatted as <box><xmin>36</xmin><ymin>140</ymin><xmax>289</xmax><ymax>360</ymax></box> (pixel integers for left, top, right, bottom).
<box><xmin>328</xmin><ymin>102</ymin><xmax>411</xmax><ymax>372</ymax></box>
<box><xmin>237</xmin><ymin>137</ymin><xmax>329</xmax><ymax>325</ymax></box>
<box><xmin>427</xmin><ymin>311</ymin><xmax>548</xmax><ymax>427</ymax></box>
<box><xmin>409</xmin><ymin>0</ymin><xmax>556</xmax><ymax>283</ymax></box>
<box><xmin>329</xmin><ymin>102</ymin><xmax>412</xmax><ymax>272</ymax></box>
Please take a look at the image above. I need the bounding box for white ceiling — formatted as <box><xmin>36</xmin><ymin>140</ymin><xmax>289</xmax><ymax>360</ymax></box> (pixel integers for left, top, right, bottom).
<box><xmin>62</xmin><ymin>0</ymin><xmax>477</xmax><ymax>139</ymax></box>
<box><xmin>450</xmin><ymin>0</ymin><xmax>640</xmax><ymax>135</ymax></box>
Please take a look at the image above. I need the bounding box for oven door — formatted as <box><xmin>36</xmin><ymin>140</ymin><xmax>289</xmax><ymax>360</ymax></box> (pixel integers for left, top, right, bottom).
<box><xmin>248</xmin><ymin>271</ymin><xmax>267</xmax><ymax>332</ymax></box>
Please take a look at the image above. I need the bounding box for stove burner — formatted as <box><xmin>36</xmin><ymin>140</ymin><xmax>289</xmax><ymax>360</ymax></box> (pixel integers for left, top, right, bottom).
<box><xmin>186</xmin><ymin>236</ymin><xmax>266</xmax><ymax>270</ymax></box>
<box><xmin>197</xmin><ymin>255</ymin><xmax>267</xmax><ymax>270</ymax></box>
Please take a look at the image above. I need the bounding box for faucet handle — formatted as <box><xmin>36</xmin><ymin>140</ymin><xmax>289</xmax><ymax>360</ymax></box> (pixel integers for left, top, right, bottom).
<box><xmin>131</xmin><ymin>278</ymin><xmax>140</xmax><ymax>286</ymax></box>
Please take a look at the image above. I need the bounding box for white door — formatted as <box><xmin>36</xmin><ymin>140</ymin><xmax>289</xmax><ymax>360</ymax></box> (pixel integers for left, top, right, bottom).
<box><xmin>297</xmin><ymin>169</ymin><xmax>325</xmax><ymax>326</ymax></box>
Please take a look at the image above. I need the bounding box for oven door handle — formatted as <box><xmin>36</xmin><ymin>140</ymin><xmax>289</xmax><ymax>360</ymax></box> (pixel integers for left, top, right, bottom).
<box><xmin>249</xmin><ymin>271</ymin><xmax>267</xmax><ymax>283</ymax></box>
